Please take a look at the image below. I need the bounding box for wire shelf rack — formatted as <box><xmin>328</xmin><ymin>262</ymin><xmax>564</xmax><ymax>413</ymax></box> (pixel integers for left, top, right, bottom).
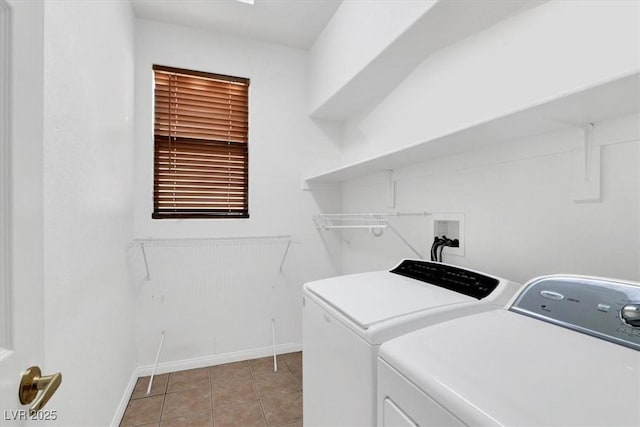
<box><xmin>313</xmin><ymin>212</ymin><xmax>430</xmax><ymax>258</ymax></box>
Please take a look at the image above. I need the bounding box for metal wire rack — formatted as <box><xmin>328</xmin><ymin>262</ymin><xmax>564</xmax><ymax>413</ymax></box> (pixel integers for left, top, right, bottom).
<box><xmin>313</xmin><ymin>212</ymin><xmax>430</xmax><ymax>259</ymax></box>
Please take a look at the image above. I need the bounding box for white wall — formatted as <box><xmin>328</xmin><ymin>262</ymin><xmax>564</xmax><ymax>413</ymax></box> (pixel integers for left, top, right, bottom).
<box><xmin>332</xmin><ymin>0</ymin><xmax>640</xmax><ymax>283</ymax></box>
<box><xmin>341</xmin><ymin>114</ymin><xmax>640</xmax><ymax>284</ymax></box>
<box><xmin>341</xmin><ymin>0</ymin><xmax>639</xmax><ymax>165</ymax></box>
<box><xmin>2</xmin><ymin>0</ymin><xmax>45</xmax><ymax>417</ymax></box>
<box><xmin>42</xmin><ymin>1</ymin><xmax>137</xmax><ymax>425</ymax></box>
<box><xmin>133</xmin><ymin>20</ymin><xmax>341</xmax><ymax>367</ymax></box>
<box><xmin>308</xmin><ymin>0</ymin><xmax>543</xmax><ymax>121</ymax></box>
<box><xmin>308</xmin><ymin>0</ymin><xmax>434</xmax><ymax>113</ymax></box>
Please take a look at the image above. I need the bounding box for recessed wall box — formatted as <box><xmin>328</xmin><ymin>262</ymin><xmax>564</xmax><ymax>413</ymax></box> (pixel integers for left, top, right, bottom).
<box><xmin>430</xmin><ymin>213</ymin><xmax>464</xmax><ymax>257</ymax></box>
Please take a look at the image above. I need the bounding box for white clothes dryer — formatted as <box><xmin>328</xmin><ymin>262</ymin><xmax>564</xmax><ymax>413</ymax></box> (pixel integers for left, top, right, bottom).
<box><xmin>302</xmin><ymin>259</ymin><xmax>521</xmax><ymax>426</ymax></box>
<box><xmin>378</xmin><ymin>274</ymin><xmax>640</xmax><ymax>426</ymax></box>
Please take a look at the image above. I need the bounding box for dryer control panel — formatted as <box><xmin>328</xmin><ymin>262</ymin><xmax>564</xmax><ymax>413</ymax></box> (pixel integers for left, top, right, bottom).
<box><xmin>390</xmin><ymin>260</ymin><xmax>498</xmax><ymax>300</ymax></box>
<box><xmin>510</xmin><ymin>275</ymin><xmax>640</xmax><ymax>351</ymax></box>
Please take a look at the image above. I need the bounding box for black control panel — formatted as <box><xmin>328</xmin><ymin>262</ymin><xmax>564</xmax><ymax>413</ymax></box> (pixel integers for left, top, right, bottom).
<box><xmin>390</xmin><ymin>260</ymin><xmax>499</xmax><ymax>299</ymax></box>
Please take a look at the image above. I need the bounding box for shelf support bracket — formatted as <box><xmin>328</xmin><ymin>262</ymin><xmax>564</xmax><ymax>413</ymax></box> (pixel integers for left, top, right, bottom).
<box><xmin>386</xmin><ymin>223</ymin><xmax>423</xmax><ymax>259</ymax></box>
<box><xmin>573</xmin><ymin>123</ymin><xmax>601</xmax><ymax>203</ymax></box>
<box><xmin>279</xmin><ymin>239</ymin><xmax>292</xmax><ymax>273</ymax></box>
<box><xmin>386</xmin><ymin>170</ymin><xmax>395</xmax><ymax>209</ymax></box>
<box><xmin>584</xmin><ymin>123</ymin><xmax>594</xmax><ymax>181</ymax></box>
<box><xmin>140</xmin><ymin>243</ymin><xmax>151</xmax><ymax>281</ymax></box>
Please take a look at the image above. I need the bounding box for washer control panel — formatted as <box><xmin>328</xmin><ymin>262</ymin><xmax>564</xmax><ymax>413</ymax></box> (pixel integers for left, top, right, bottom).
<box><xmin>390</xmin><ymin>260</ymin><xmax>499</xmax><ymax>300</ymax></box>
<box><xmin>510</xmin><ymin>275</ymin><xmax>640</xmax><ymax>351</ymax></box>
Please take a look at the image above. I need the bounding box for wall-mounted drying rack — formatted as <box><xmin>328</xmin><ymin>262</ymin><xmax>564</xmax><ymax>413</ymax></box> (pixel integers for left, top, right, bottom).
<box><xmin>314</xmin><ymin>212</ymin><xmax>429</xmax><ymax>259</ymax></box>
<box><xmin>127</xmin><ymin>235</ymin><xmax>296</xmax><ymax>378</ymax></box>
<box><xmin>129</xmin><ymin>235</ymin><xmax>295</xmax><ymax>281</ymax></box>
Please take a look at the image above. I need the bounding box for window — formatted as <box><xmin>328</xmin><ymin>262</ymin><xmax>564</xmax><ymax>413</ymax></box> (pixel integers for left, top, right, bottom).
<box><xmin>153</xmin><ymin>65</ymin><xmax>249</xmax><ymax>219</ymax></box>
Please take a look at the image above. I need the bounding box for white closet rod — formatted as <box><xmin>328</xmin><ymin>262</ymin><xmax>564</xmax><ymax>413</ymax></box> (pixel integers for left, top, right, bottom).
<box><xmin>314</xmin><ymin>212</ymin><xmax>429</xmax><ymax>259</ymax></box>
<box><xmin>314</xmin><ymin>212</ymin><xmax>428</xmax><ymax>230</ymax></box>
<box><xmin>317</xmin><ymin>212</ymin><xmax>427</xmax><ymax>217</ymax></box>
<box><xmin>131</xmin><ymin>235</ymin><xmax>294</xmax><ymax>246</ymax></box>
<box><xmin>321</xmin><ymin>224</ymin><xmax>388</xmax><ymax>229</ymax></box>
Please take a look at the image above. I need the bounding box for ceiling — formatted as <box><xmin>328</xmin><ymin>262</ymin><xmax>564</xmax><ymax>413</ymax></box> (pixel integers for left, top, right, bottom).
<box><xmin>131</xmin><ymin>0</ymin><xmax>342</xmax><ymax>50</ymax></box>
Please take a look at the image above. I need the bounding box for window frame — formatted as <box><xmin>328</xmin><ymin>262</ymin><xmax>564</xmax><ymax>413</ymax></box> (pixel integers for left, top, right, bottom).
<box><xmin>152</xmin><ymin>64</ymin><xmax>250</xmax><ymax>220</ymax></box>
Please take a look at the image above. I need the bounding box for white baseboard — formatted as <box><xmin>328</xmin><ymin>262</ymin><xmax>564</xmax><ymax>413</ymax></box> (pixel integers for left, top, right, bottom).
<box><xmin>110</xmin><ymin>342</ymin><xmax>302</xmax><ymax>427</ymax></box>
<box><xmin>136</xmin><ymin>342</ymin><xmax>301</xmax><ymax>377</ymax></box>
<box><xmin>110</xmin><ymin>370</ymin><xmax>139</xmax><ymax>427</ymax></box>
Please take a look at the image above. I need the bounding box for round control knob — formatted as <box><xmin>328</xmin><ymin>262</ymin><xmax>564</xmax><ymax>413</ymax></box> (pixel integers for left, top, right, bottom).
<box><xmin>620</xmin><ymin>304</ymin><xmax>640</xmax><ymax>327</ymax></box>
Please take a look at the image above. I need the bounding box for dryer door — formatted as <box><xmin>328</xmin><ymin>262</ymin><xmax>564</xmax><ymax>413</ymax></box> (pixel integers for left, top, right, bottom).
<box><xmin>378</xmin><ymin>358</ymin><xmax>466</xmax><ymax>427</ymax></box>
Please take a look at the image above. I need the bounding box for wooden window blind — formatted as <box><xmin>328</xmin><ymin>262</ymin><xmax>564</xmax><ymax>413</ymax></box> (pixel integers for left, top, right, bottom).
<box><xmin>153</xmin><ymin>65</ymin><xmax>249</xmax><ymax>219</ymax></box>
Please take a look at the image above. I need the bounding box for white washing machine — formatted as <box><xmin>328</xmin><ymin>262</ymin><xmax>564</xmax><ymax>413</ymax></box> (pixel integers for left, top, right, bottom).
<box><xmin>302</xmin><ymin>259</ymin><xmax>521</xmax><ymax>426</ymax></box>
<box><xmin>378</xmin><ymin>274</ymin><xmax>640</xmax><ymax>426</ymax></box>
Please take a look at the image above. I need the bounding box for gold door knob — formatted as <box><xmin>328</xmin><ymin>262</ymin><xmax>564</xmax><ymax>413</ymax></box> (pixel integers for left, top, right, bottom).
<box><xmin>19</xmin><ymin>366</ymin><xmax>62</xmax><ymax>415</ymax></box>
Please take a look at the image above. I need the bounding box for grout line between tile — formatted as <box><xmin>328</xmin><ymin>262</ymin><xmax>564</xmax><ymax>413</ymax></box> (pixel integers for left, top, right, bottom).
<box><xmin>257</xmin><ymin>394</ymin><xmax>270</xmax><ymax>426</ymax></box>
<box><xmin>125</xmin><ymin>353</ymin><xmax>301</xmax><ymax>427</ymax></box>
<box><xmin>209</xmin><ymin>366</ymin><xmax>214</xmax><ymax>415</ymax></box>
<box><xmin>213</xmin><ymin>398</ymin><xmax>259</xmax><ymax>412</ymax></box>
<box><xmin>160</xmin><ymin>408</ymin><xmax>212</xmax><ymax>423</ymax></box>
<box><xmin>248</xmin><ymin>358</ymin><xmax>270</xmax><ymax>426</ymax></box>
<box><xmin>159</xmin><ymin>392</ymin><xmax>167</xmax><ymax>425</ymax></box>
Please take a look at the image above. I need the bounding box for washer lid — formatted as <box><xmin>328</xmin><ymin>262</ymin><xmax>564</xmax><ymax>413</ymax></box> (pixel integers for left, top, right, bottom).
<box><xmin>304</xmin><ymin>271</ymin><xmax>474</xmax><ymax>329</ymax></box>
<box><xmin>380</xmin><ymin>310</ymin><xmax>640</xmax><ymax>426</ymax></box>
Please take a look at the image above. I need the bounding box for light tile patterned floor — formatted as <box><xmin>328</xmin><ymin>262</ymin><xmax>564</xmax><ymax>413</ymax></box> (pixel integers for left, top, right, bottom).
<box><xmin>120</xmin><ymin>352</ymin><xmax>302</xmax><ymax>427</ymax></box>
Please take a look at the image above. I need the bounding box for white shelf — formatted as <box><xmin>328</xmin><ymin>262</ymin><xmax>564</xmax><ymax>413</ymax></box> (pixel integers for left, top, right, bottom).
<box><xmin>309</xmin><ymin>0</ymin><xmax>541</xmax><ymax>120</ymax></box>
<box><xmin>305</xmin><ymin>72</ymin><xmax>639</xmax><ymax>185</ymax></box>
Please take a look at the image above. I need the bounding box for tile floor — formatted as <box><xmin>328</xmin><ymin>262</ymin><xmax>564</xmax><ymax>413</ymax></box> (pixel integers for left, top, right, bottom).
<box><xmin>120</xmin><ymin>352</ymin><xmax>302</xmax><ymax>427</ymax></box>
